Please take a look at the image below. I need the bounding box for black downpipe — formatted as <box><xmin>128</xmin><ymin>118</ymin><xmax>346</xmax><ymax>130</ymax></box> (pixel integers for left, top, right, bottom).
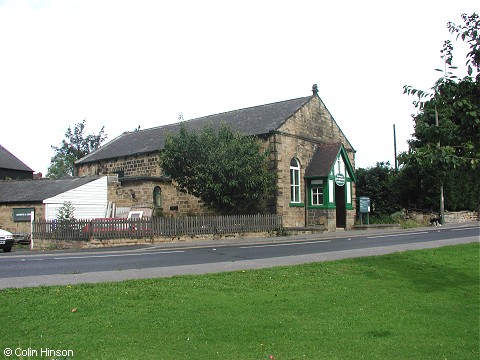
<box><xmin>304</xmin><ymin>178</ymin><xmax>308</xmax><ymax>227</ymax></box>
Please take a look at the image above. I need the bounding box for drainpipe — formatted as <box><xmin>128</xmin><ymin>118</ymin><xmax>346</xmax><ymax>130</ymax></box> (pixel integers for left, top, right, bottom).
<box><xmin>304</xmin><ymin>178</ymin><xmax>308</xmax><ymax>227</ymax></box>
<box><xmin>271</xmin><ymin>132</ymin><xmax>279</xmax><ymax>215</ymax></box>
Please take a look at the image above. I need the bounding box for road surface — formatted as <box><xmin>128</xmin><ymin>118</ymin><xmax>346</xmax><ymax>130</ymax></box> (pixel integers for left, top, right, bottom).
<box><xmin>0</xmin><ymin>222</ymin><xmax>478</xmax><ymax>289</ymax></box>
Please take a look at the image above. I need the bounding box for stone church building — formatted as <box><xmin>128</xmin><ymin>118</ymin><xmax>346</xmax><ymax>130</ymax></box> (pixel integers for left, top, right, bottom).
<box><xmin>76</xmin><ymin>86</ymin><xmax>356</xmax><ymax>230</ymax></box>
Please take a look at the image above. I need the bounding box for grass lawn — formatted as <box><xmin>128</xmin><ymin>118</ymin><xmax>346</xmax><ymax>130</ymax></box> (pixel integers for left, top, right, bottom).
<box><xmin>0</xmin><ymin>243</ymin><xmax>478</xmax><ymax>359</ymax></box>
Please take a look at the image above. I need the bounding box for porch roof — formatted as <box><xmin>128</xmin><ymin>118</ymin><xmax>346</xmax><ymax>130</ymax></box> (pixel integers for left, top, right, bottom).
<box><xmin>305</xmin><ymin>143</ymin><xmax>355</xmax><ymax>180</ymax></box>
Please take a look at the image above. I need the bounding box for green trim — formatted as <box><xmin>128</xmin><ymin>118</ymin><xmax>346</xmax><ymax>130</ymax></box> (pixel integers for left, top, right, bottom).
<box><xmin>322</xmin><ymin>144</ymin><xmax>356</xmax><ymax>182</ymax></box>
<box><xmin>289</xmin><ymin>202</ymin><xmax>305</xmax><ymax>207</ymax></box>
<box><xmin>305</xmin><ymin>148</ymin><xmax>356</xmax><ymax>213</ymax></box>
<box><xmin>307</xmin><ymin>205</ymin><xmax>336</xmax><ymax>210</ymax></box>
<box><xmin>307</xmin><ymin>204</ymin><xmax>336</xmax><ymax>210</ymax></box>
<box><xmin>307</xmin><ymin>178</ymin><xmax>326</xmax><ymax>207</ymax></box>
<box><xmin>337</xmin><ymin>145</ymin><xmax>356</xmax><ymax>182</ymax></box>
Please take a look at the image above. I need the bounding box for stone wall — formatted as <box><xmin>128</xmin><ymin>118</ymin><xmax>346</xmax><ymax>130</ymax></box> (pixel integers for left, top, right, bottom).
<box><xmin>78</xmin><ymin>153</ymin><xmax>213</xmax><ymax>217</ymax></box>
<box><xmin>278</xmin><ymin>96</ymin><xmax>355</xmax><ymax>165</ymax></box>
<box><xmin>273</xmin><ymin>96</ymin><xmax>356</xmax><ymax>229</ymax></box>
<box><xmin>400</xmin><ymin>210</ymin><xmax>479</xmax><ymax>225</ymax></box>
<box><xmin>272</xmin><ymin>132</ymin><xmax>317</xmax><ymax>227</ymax></box>
<box><xmin>306</xmin><ymin>208</ymin><xmax>337</xmax><ymax>231</ymax></box>
<box><xmin>107</xmin><ymin>177</ymin><xmax>212</xmax><ymax>217</ymax></box>
<box><xmin>77</xmin><ymin>153</ymin><xmax>162</xmax><ymax>178</ymax></box>
<box><xmin>31</xmin><ymin>231</ymin><xmax>276</xmax><ymax>250</ymax></box>
<box><xmin>0</xmin><ymin>203</ymin><xmax>45</xmax><ymax>234</ymax></box>
<box><xmin>443</xmin><ymin>211</ymin><xmax>478</xmax><ymax>223</ymax></box>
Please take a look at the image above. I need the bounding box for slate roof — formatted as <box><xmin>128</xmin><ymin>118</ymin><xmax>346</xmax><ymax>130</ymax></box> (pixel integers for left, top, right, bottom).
<box><xmin>305</xmin><ymin>143</ymin><xmax>343</xmax><ymax>178</ymax></box>
<box><xmin>0</xmin><ymin>144</ymin><xmax>33</xmax><ymax>172</ymax></box>
<box><xmin>0</xmin><ymin>176</ymin><xmax>101</xmax><ymax>203</ymax></box>
<box><xmin>76</xmin><ymin>96</ymin><xmax>313</xmax><ymax>165</ymax></box>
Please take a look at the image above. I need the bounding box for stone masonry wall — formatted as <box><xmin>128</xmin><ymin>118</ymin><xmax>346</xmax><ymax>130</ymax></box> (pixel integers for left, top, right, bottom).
<box><xmin>31</xmin><ymin>231</ymin><xmax>276</xmax><ymax>250</ymax></box>
<box><xmin>77</xmin><ymin>153</ymin><xmax>162</xmax><ymax>177</ymax></box>
<box><xmin>78</xmin><ymin>153</ymin><xmax>212</xmax><ymax>217</ymax></box>
<box><xmin>0</xmin><ymin>203</ymin><xmax>45</xmax><ymax>234</ymax></box>
<box><xmin>444</xmin><ymin>211</ymin><xmax>479</xmax><ymax>223</ymax></box>
<box><xmin>306</xmin><ymin>208</ymin><xmax>337</xmax><ymax>231</ymax></box>
<box><xmin>274</xmin><ymin>96</ymin><xmax>356</xmax><ymax>229</ymax></box>
<box><xmin>273</xmin><ymin>132</ymin><xmax>317</xmax><ymax>227</ymax></box>
<box><xmin>107</xmin><ymin>178</ymin><xmax>212</xmax><ymax>217</ymax></box>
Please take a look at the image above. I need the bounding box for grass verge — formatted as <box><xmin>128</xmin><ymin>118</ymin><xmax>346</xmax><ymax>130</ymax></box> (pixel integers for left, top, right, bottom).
<box><xmin>1</xmin><ymin>243</ymin><xmax>478</xmax><ymax>359</ymax></box>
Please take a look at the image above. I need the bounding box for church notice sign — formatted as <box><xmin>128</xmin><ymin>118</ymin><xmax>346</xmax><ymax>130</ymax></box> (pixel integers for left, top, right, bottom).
<box><xmin>13</xmin><ymin>208</ymin><xmax>35</xmax><ymax>222</ymax></box>
<box><xmin>335</xmin><ymin>173</ymin><xmax>345</xmax><ymax>186</ymax></box>
<box><xmin>359</xmin><ymin>197</ymin><xmax>370</xmax><ymax>213</ymax></box>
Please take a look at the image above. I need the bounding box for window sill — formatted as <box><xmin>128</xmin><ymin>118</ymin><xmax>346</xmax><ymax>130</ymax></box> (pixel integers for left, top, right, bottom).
<box><xmin>289</xmin><ymin>203</ymin><xmax>304</xmax><ymax>207</ymax></box>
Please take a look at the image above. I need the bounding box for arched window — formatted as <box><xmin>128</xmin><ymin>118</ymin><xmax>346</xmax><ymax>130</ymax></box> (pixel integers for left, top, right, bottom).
<box><xmin>290</xmin><ymin>158</ymin><xmax>301</xmax><ymax>203</ymax></box>
<box><xmin>153</xmin><ymin>186</ymin><xmax>162</xmax><ymax>208</ymax></box>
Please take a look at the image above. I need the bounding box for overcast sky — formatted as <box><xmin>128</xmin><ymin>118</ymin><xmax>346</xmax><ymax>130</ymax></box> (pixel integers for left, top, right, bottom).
<box><xmin>0</xmin><ymin>0</ymin><xmax>478</xmax><ymax>175</ymax></box>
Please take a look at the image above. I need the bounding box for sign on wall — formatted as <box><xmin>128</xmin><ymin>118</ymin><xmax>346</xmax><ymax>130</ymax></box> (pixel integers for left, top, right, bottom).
<box><xmin>335</xmin><ymin>173</ymin><xmax>345</xmax><ymax>186</ymax></box>
<box><xmin>13</xmin><ymin>208</ymin><xmax>35</xmax><ymax>222</ymax></box>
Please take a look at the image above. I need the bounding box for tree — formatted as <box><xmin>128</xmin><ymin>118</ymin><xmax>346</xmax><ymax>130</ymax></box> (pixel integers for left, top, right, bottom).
<box><xmin>52</xmin><ymin>201</ymin><xmax>76</xmax><ymax>239</ymax></box>
<box><xmin>401</xmin><ymin>13</ymin><xmax>480</xmax><ymax>218</ymax></box>
<box><xmin>448</xmin><ymin>13</ymin><xmax>480</xmax><ymax>80</ymax></box>
<box><xmin>355</xmin><ymin>162</ymin><xmax>401</xmax><ymax>217</ymax></box>
<box><xmin>56</xmin><ymin>201</ymin><xmax>76</xmax><ymax>223</ymax></box>
<box><xmin>160</xmin><ymin>124</ymin><xmax>276</xmax><ymax>214</ymax></box>
<box><xmin>47</xmin><ymin>119</ymin><xmax>107</xmax><ymax>178</ymax></box>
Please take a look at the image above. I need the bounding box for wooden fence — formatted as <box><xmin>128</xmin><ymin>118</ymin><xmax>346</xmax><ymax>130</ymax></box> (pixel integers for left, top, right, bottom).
<box><xmin>32</xmin><ymin>214</ymin><xmax>283</xmax><ymax>241</ymax></box>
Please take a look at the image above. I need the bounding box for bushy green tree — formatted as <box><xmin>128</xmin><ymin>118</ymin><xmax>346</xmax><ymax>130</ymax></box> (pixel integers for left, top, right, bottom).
<box><xmin>160</xmin><ymin>124</ymin><xmax>276</xmax><ymax>214</ymax></box>
<box><xmin>393</xmin><ymin>164</ymin><xmax>441</xmax><ymax>211</ymax></box>
<box><xmin>401</xmin><ymin>13</ymin><xmax>480</xmax><ymax>214</ymax></box>
<box><xmin>443</xmin><ymin>166</ymin><xmax>480</xmax><ymax>211</ymax></box>
<box><xmin>355</xmin><ymin>162</ymin><xmax>401</xmax><ymax>216</ymax></box>
<box><xmin>47</xmin><ymin>119</ymin><xmax>107</xmax><ymax>178</ymax></box>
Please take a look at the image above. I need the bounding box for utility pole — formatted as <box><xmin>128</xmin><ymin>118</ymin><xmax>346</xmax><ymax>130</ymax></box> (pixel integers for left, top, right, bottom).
<box><xmin>393</xmin><ymin>124</ymin><xmax>398</xmax><ymax>172</ymax></box>
<box><xmin>435</xmin><ymin>106</ymin><xmax>445</xmax><ymax>225</ymax></box>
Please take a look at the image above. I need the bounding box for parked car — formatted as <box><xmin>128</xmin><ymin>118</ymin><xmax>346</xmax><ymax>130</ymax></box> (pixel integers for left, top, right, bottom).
<box><xmin>0</xmin><ymin>229</ymin><xmax>14</xmax><ymax>252</ymax></box>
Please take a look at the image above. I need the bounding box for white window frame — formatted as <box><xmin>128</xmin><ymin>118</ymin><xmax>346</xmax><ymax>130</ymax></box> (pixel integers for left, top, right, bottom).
<box><xmin>290</xmin><ymin>158</ymin><xmax>301</xmax><ymax>203</ymax></box>
<box><xmin>153</xmin><ymin>186</ymin><xmax>162</xmax><ymax>208</ymax></box>
<box><xmin>310</xmin><ymin>179</ymin><xmax>324</xmax><ymax>206</ymax></box>
<box><xmin>127</xmin><ymin>211</ymin><xmax>143</xmax><ymax>219</ymax></box>
<box><xmin>311</xmin><ymin>186</ymin><xmax>324</xmax><ymax>206</ymax></box>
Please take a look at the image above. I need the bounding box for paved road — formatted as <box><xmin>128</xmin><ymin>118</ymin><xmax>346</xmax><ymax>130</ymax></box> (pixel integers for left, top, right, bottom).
<box><xmin>0</xmin><ymin>222</ymin><xmax>478</xmax><ymax>289</ymax></box>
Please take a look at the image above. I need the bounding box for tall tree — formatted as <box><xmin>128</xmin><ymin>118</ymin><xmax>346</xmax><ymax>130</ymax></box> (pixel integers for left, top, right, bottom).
<box><xmin>401</xmin><ymin>13</ymin><xmax>480</xmax><ymax>217</ymax></box>
<box><xmin>160</xmin><ymin>124</ymin><xmax>276</xmax><ymax>214</ymax></box>
<box><xmin>47</xmin><ymin>119</ymin><xmax>107</xmax><ymax>178</ymax></box>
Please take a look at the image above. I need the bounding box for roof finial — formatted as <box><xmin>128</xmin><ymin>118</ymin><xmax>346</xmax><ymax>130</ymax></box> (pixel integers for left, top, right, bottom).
<box><xmin>312</xmin><ymin>84</ymin><xmax>318</xmax><ymax>96</ymax></box>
